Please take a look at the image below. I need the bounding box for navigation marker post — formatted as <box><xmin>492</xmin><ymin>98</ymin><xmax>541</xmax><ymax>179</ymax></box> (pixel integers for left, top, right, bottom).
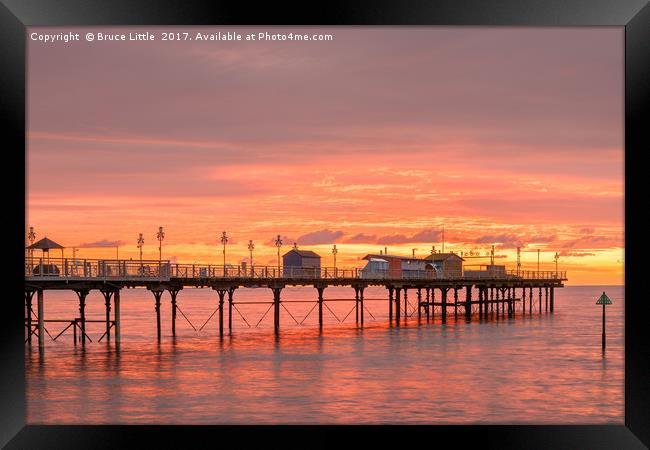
<box><xmin>596</xmin><ymin>292</ymin><xmax>612</xmax><ymax>350</ymax></box>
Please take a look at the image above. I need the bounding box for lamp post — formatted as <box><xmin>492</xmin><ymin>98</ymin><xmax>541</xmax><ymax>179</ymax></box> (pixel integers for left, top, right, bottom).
<box><xmin>274</xmin><ymin>235</ymin><xmax>282</xmax><ymax>275</ymax></box>
<box><xmin>554</xmin><ymin>252</ymin><xmax>560</xmax><ymax>278</ymax></box>
<box><xmin>248</xmin><ymin>240</ymin><xmax>255</xmax><ymax>267</ymax></box>
<box><xmin>332</xmin><ymin>244</ymin><xmax>338</xmax><ymax>275</ymax></box>
<box><xmin>157</xmin><ymin>226</ymin><xmax>165</xmax><ymax>262</ymax></box>
<box><xmin>221</xmin><ymin>231</ymin><xmax>228</xmax><ymax>275</ymax></box>
<box><xmin>27</xmin><ymin>226</ymin><xmax>36</xmax><ymax>262</ymax></box>
<box><xmin>137</xmin><ymin>233</ymin><xmax>144</xmax><ymax>270</ymax></box>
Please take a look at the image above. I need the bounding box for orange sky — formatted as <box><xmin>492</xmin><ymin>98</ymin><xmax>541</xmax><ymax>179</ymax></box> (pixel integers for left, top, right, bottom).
<box><xmin>26</xmin><ymin>27</ymin><xmax>624</xmax><ymax>285</ymax></box>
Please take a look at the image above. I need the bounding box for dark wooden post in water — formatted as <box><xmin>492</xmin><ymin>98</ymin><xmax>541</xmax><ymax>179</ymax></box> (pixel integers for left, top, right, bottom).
<box><xmin>465</xmin><ymin>285</ymin><xmax>472</xmax><ymax>320</ymax></box>
<box><xmin>359</xmin><ymin>286</ymin><xmax>365</xmax><ymax>325</ymax></box>
<box><xmin>529</xmin><ymin>287</ymin><xmax>533</xmax><ymax>314</ymax></box>
<box><xmin>403</xmin><ymin>288</ymin><xmax>408</xmax><ymax>319</ymax></box>
<box><xmin>426</xmin><ymin>288</ymin><xmax>431</xmax><ymax>322</ymax></box>
<box><xmin>272</xmin><ymin>287</ymin><xmax>282</xmax><ymax>335</ymax></box>
<box><xmin>100</xmin><ymin>290</ymin><xmax>113</xmax><ymax>341</ymax></box>
<box><xmin>75</xmin><ymin>290</ymin><xmax>89</xmax><ymax>346</ymax></box>
<box><xmin>538</xmin><ymin>287</ymin><xmax>542</xmax><ymax>314</ymax></box>
<box><xmin>37</xmin><ymin>289</ymin><xmax>44</xmax><ymax>349</ymax></box>
<box><xmin>395</xmin><ymin>288</ymin><xmax>401</xmax><ymax>325</ymax></box>
<box><xmin>216</xmin><ymin>289</ymin><xmax>226</xmax><ymax>338</ymax></box>
<box><xmin>355</xmin><ymin>287</ymin><xmax>360</xmax><ymax>323</ymax></box>
<box><xmin>228</xmin><ymin>287</ymin><xmax>236</xmax><ymax>334</ymax></box>
<box><xmin>151</xmin><ymin>289</ymin><xmax>164</xmax><ymax>341</ymax></box>
<box><xmin>490</xmin><ymin>288</ymin><xmax>494</xmax><ymax>313</ymax></box>
<box><xmin>25</xmin><ymin>290</ymin><xmax>35</xmax><ymax>345</ymax></box>
<box><xmin>317</xmin><ymin>286</ymin><xmax>325</xmax><ymax>328</ymax></box>
<box><xmin>388</xmin><ymin>286</ymin><xmax>394</xmax><ymax>323</ymax></box>
<box><xmin>417</xmin><ymin>288</ymin><xmax>422</xmax><ymax>321</ymax></box>
<box><xmin>507</xmin><ymin>287</ymin><xmax>513</xmax><ymax>318</ymax></box>
<box><xmin>169</xmin><ymin>289</ymin><xmax>181</xmax><ymax>337</ymax></box>
<box><xmin>477</xmin><ymin>287</ymin><xmax>483</xmax><ymax>318</ymax></box>
<box><xmin>454</xmin><ymin>287</ymin><xmax>459</xmax><ymax>320</ymax></box>
<box><xmin>550</xmin><ymin>286</ymin><xmax>555</xmax><ymax>312</ymax></box>
<box><xmin>114</xmin><ymin>290</ymin><xmax>121</xmax><ymax>346</ymax></box>
<box><xmin>545</xmin><ymin>286</ymin><xmax>549</xmax><ymax>312</ymax></box>
<box><xmin>441</xmin><ymin>288</ymin><xmax>448</xmax><ymax>323</ymax></box>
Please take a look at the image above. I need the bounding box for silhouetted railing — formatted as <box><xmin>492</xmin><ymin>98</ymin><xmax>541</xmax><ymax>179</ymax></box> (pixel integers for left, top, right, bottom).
<box><xmin>25</xmin><ymin>257</ymin><xmax>567</xmax><ymax>281</ymax></box>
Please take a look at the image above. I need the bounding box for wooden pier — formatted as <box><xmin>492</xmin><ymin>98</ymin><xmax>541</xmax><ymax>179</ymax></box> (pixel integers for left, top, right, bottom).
<box><xmin>24</xmin><ymin>257</ymin><xmax>566</xmax><ymax>348</ymax></box>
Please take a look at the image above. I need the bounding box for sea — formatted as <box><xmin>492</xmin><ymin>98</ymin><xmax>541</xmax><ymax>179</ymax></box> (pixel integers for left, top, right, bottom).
<box><xmin>25</xmin><ymin>285</ymin><xmax>624</xmax><ymax>424</ymax></box>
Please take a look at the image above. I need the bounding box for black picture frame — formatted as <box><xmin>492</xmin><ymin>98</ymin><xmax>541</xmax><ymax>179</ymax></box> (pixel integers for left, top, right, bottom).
<box><xmin>1</xmin><ymin>0</ymin><xmax>647</xmax><ymax>448</ymax></box>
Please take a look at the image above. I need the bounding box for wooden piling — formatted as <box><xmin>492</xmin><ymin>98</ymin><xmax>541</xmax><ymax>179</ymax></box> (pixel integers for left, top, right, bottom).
<box><xmin>317</xmin><ymin>286</ymin><xmax>324</xmax><ymax>328</ymax></box>
<box><xmin>441</xmin><ymin>288</ymin><xmax>447</xmax><ymax>323</ymax></box>
<box><xmin>403</xmin><ymin>288</ymin><xmax>408</xmax><ymax>320</ymax></box>
<box><xmin>228</xmin><ymin>288</ymin><xmax>236</xmax><ymax>334</ymax></box>
<box><xmin>217</xmin><ymin>290</ymin><xmax>226</xmax><ymax>337</ymax></box>
<box><xmin>76</xmin><ymin>290</ymin><xmax>88</xmax><ymax>346</ymax></box>
<box><xmin>522</xmin><ymin>287</ymin><xmax>526</xmax><ymax>314</ymax></box>
<box><xmin>152</xmin><ymin>290</ymin><xmax>163</xmax><ymax>341</ymax></box>
<box><xmin>395</xmin><ymin>288</ymin><xmax>401</xmax><ymax>324</ymax></box>
<box><xmin>355</xmin><ymin>287</ymin><xmax>359</xmax><ymax>323</ymax></box>
<box><xmin>529</xmin><ymin>287</ymin><xmax>533</xmax><ymax>314</ymax></box>
<box><xmin>114</xmin><ymin>290</ymin><xmax>121</xmax><ymax>345</ymax></box>
<box><xmin>272</xmin><ymin>287</ymin><xmax>281</xmax><ymax>335</ymax></box>
<box><xmin>550</xmin><ymin>286</ymin><xmax>554</xmax><ymax>312</ymax></box>
<box><xmin>37</xmin><ymin>289</ymin><xmax>44</xmax><ymax>349</ymax></box>
<box><xmin>25</xmin><ymin>291</ymin><xmax>34</xmax><ymax>345</ymax></box>
<box><xmin>388</xmin><ymin>287</ymin><xmax>394</xmax><ymax>322</ymax></box>
<box><xmin>101</xmin><ymin>290</ymin><xmax>113</xmax><ymax>342</ymax></box>
<box><xmin>425</xmin><ymin>288</ymin><xmax>430</xmax><ymax>321</ymax></box>
<box><xmin>538</xmin><ymin>287</ymin><xmax>542</xmax><ymax>314</ymax></box>
<box><xmin>545</xmin><ymin>286</ymin><xmax>549</xmax><ymax>312</ymax></box>
<box><xmin>417</xmin><ymin>288</ymin><xmax>422</xmax><ymax>321</ymax></box>
<box><xmin>359</xmin><ymin>287</ymin><xmax>364</xmax><ymax>325</ymax></box>
<box><xmin>169</xmin><ymin>289</ymin><xmax>179</xmax><ymax>336</ymax></box>
<box><xmin>465</xmin><ymin>285</ymin><xmax>472</xmax><ymax>320</ymax></box>
<box><xmin>454</xmin><ymin>287</ymin><xmax>458</xmax><ymax>320</ymax></box>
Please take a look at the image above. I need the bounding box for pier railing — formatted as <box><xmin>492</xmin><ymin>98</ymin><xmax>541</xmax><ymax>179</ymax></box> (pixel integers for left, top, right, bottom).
<box><xmin>25</xmin><ymin>257</ymin><xmax>567</xmax><ymax>282</ymax></box>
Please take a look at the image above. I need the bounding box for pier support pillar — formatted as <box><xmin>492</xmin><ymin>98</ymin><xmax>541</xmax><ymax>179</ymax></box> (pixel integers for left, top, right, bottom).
<box><xmin>37</xmin><ymin>289</ymin><xmax>44</xmax><ymax>349</ymax></box>
<box><xmin>169</xmin><ymin>289</ymin><xmax>181</xmax><ymax>337</ymax></box>
<box><xmin>100</xmin><ymin>290</ymin><xmax>113</xmax><ymax>342</ymax></box>
<box><xmin>216</xmin><ymin>289</ymin><xmax>226</xmax><ymax>338</ymax></box>
<box><xmin>403</xmin><ymin>288</ymin><xmax>408</xmax><ymax>319</ymax></box>
<box><xmin>441</xmin><ymin>288</ymin><xmax>448</xmax><ymax>323</ymax></box>
<box><xmin>454</xmin><ymin>287</ymin><xmax>459</xmax><ymax>320</ymax></box>
<box><xmin>272</xmin><ymin>287</ymin><xmax>282</xmax><ymax>335</ymax></box>
<box><xmin>465</xmin><ymin>285</ymin><xmax>472</xmax><ymax>320</ymax></box>
<box><xmin>432</xmin><ymin>288</ymin><xmax>436</xmax><ymax>319</ymax></box>
<box><xmin>417</xmin><ymin>288</ymin><xmax>422</xmax><ymax>321</ymax></box>
<box><xmin>522</xmin><ymin>287</ymin><xmax>526</xmax><ymax>314</ymax></box>
<box><xmin>425</xmin><ymin>288</ymin><xmax>431</xmax><ymax>322</ymax></box>
<box><xmin>228</xmin><ymin>287</ymin><xmax>236</xmax><ymax>334</ymax></box>
<box><xmin>114</xmin><ymin>290</ymin><xmax>121</xmax><ymax>346</ymax></box>
<box><xmin>550</xmin><ymin>287</ymin><xmax>555</xmax><ymax>312</ymax></box>
<box><xmin>355</xmin><ymin>287</ymin><xmax>360</xmax><ymax>323</ymax></box>
<box><xmin>538</xmin><ymin>287</ymin><xmax>542</xmax><ymax>314</ymax></box>
<box><xmin>151</xmin><ymin>289</ymin><xmax>164</xmax><ymax>341</ymax></box>
<box><xmin>490</xmin><ymin>288</ymin><xmax>494</xmax><ymax>313</ymax></box>
<box><xmin>75</xmin><ymin>289</ymin><xmax>89</xmax><ymax>346</ymax></box>
<box><xmin>545</xmin><ymin>286</ymin><xmax>549</xmax><ymax>312</ymax></box>
<box><xmin>529</xmin><ymin>287</ymin><xmax>533</xmax><ymax>314</ymax></box>
<box><xmin>395</xmin><ymin>288</ymin><xmax>401</xmax><ymax>325</ymax></box>
<box><xmin>25</xmin><ymin>290</ymin><xmax>35</xmax><ymax>345</ymax></box>
<box><xmin>317</xmin><ymin>286</ymin><xmax>325</xmax><ymax>328</ymax></box>
<box><xmin>359</xmin><ymin>287</ymin><xmax>365</xmax><ymax>325</ymax></box>
<box><xmin>508</xmin><ymin>288</ymin><xmax>513</xmax><ymax>318</ymax></box>
<box><xmin>388</xmin><ymin>287</ymin><xmax>394</xmax><ymax>323</ymax></box>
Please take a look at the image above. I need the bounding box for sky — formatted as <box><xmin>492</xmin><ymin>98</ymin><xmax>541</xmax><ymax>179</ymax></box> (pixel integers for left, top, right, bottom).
<box><xmin>26</xmin><ymin>27</ymin><xmax>624</xmax><ymax>285</ymax></box>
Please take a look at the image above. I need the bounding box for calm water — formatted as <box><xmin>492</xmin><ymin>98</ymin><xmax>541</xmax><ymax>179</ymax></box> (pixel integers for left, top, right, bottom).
<box><xmin>26</xmin><ymin>285</ymin><xmax>624</xmax><ymax>424</ymax></box>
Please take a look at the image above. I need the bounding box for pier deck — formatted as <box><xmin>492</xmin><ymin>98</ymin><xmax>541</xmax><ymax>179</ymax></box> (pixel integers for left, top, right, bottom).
<box><xmin>24</xmin><ymin>257</ymin><xmax>567</xmax><ymax>348</ymax></box>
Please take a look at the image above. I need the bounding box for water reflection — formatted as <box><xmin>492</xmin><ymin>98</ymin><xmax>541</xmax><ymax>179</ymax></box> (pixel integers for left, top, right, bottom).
<box><xmin>26</xmin><ymin>285</ymin><xmax>624</xmax><ymax>424</ymax></box>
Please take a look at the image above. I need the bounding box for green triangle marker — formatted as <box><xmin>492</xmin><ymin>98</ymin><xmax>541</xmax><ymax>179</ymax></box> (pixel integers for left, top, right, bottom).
<box><xmin>596</xmin><ymin>292</ymin><xmax>612</xmax><ymax>305</ymax></box>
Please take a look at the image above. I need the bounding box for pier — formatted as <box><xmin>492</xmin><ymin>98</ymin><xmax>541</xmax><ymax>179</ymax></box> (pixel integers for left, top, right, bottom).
<box><xmin>24</xmin><ymin>257</ymin><xmax>566</xmax><ymax>348</ymax></box>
